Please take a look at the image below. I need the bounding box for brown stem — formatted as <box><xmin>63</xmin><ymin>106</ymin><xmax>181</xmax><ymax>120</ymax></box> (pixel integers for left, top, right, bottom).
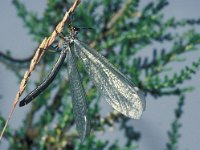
<box><xmin>0</xmin><ymin>0</ymin><xmax>82</xmax><ymax>141</ymax></box>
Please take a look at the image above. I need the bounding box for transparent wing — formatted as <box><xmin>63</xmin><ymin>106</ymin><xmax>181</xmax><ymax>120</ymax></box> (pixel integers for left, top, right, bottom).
<box><xmin>74</xmin><ymin>39</ymin><xmax>146</xmax><ymax>119</ymax></box>
<box><xmin>67</xmin><ymin>48</ymin><xmax>90</xmax><ymax>141</ymax></box>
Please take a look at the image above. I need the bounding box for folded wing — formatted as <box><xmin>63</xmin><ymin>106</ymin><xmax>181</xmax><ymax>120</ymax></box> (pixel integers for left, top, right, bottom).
<box><xmin>74</xmin><ymin>40</ymin><xmax>145</xmax><ymax>119</ymax></box>
<box><xmin>67</xmin><ymin>48</ymin><xmax>90</xmax><ymax>141</ymax></box>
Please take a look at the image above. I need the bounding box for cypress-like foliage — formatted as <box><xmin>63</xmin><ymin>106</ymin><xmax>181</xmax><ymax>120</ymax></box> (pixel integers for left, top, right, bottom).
<box><xmin>0</xmin><ymin>0</ymin><xmax>200</xmax><ymax>149</ymax></box>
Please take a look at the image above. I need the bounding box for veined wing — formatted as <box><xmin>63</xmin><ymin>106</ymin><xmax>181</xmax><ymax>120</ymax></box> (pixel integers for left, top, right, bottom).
<box><xmin>67</xmin><ymin>47</ymin><xmax>90</xmax><ymax>141</ymax></box>
<box><xmin>74</xmin><ymin>39</ymin><xmax>145</xmax><ymax>119</ymax></box>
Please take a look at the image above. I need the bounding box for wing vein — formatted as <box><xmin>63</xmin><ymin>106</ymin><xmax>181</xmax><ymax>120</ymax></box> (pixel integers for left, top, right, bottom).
<box><xmin>67</xmin><ymin>46</ymin><xmax>90</xmax><ymax>141</ymax></box>
<box><xmin>74</xmin><ymin>39</ymin><xmax>145</xmax><ymax>119</ymax></box>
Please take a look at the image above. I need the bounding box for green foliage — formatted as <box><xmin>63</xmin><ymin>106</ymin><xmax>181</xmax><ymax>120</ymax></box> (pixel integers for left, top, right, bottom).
<box><xmin>0</xmin><ymin>0</ymin><xmax>200</xmax><ymax>149</ymax></box>
<box><xmin>166</xmin><ymin>95</ymin><xmax>185</xmax><ymax>150</ymax></box>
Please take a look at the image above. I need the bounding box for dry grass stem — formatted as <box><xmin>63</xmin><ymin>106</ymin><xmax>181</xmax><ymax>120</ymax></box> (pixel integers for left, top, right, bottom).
<box><xmin>0</xmin><ymin>0</ymin><xmax>81</xmax><ymax>140</ymax></box>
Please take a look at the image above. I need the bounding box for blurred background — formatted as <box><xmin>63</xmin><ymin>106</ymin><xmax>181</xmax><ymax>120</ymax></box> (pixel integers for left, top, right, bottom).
<box><xmin>0</xmin><ymin>0</ymin><xmax>200</xmax><ymax>149</ymax></box>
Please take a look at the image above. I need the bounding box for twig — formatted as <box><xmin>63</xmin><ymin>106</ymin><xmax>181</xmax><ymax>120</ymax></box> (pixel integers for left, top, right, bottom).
<box><xmin>0</xmin><ymin>51</ymin><xmax>33</xmax><ymax>63</ymax></box>
<box><xmin>106</xmin><ymin>0</ymin><xmax>132</xmax><ymax>29</ymax></box>
<box><xmin>90</xmin><ymin>0</ymin><xmax>134</xmax><ymax>48</ymax></box>
<box><xmin>0</xmin><ymin>0</ymin><xmax>81</xmax><ymax>140</ymax></box>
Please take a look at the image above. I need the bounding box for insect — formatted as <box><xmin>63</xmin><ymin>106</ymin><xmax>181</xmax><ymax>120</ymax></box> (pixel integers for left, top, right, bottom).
<box><xmin>19</xmin><ymin>24</ymin><xmax>146</xmax><ymax>141</ymax></box>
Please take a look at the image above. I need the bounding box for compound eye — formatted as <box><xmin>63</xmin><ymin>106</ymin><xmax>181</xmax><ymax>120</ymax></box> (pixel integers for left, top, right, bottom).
<box><xmin>75</xmin><ymin>27</ymin><xmax>80</xmax><ymax>32</ymax></box>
